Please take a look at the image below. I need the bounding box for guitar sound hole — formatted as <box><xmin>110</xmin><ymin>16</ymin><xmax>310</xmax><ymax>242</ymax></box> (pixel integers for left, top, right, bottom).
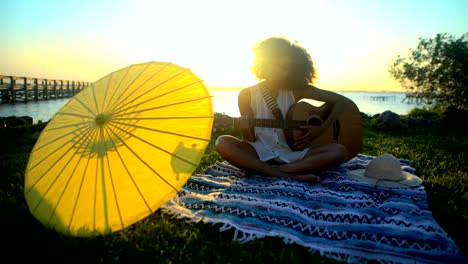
<box><xmin>308</xmin><ymin>117</ymin><xmax>322</xmax><ymax>126</ymax></box>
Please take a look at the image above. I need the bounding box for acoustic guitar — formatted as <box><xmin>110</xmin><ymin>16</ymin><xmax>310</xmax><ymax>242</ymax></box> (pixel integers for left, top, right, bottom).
<box><xmin>232</xmin><ymin>100</ymin><xmax>363</xmax><ymax>159</ymax></box>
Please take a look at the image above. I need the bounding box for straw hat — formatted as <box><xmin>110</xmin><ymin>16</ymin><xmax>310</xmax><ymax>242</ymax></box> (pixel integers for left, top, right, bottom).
<box><xmin>347</xmin><ymin>153</ymin><xmax>422</xmax><ymax>188</ymax></box>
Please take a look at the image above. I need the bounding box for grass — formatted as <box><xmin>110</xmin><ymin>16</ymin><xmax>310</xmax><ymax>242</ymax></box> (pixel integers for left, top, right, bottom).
<box><xmin>0</xmin><ymin>110</ymin><xmax>467</xmax><ymax>263</ymax></box>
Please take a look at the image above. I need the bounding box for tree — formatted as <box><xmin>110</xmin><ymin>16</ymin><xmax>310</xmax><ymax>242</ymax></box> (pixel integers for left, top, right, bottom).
<box><xmin>389</xmin><ymin>33</ymin><xmax>468</xmax><ymax>109</ymax></box>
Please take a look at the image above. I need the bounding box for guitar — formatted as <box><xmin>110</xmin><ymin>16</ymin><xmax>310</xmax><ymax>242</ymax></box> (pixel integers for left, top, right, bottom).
<box><xmin>232</xmin><ymin>100</ymin><xmax>363</xmax><ymax>159</ymax></box>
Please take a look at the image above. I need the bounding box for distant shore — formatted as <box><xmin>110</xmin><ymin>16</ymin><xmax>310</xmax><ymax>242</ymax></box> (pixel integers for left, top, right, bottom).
<box><xmin>207</xmin><ymin>85</ymin><xmax>407</xmax><ymax>94</ymax></box>
<box><xmin>0</xmin><ymin>90</ymin><xmax>423</xmax><ymax>124</ymax></box>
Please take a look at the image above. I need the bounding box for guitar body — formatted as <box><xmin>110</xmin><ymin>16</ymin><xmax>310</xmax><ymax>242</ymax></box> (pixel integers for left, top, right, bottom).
<box><xmin>284</xmin><ymin>100</ymin><xmax>363</xmax><ymax>159</ymax></box>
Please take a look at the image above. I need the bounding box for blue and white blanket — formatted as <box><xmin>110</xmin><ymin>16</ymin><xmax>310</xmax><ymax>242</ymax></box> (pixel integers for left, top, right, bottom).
<box><xmin>161</xmin><ymin>154</ymin><xmax>465</xmax><ymax>263</ymax></box>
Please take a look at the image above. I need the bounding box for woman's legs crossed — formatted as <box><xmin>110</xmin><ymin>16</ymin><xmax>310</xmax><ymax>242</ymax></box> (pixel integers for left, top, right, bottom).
<box><xmin>215</xmin><ymin>135</ymin><xmax>321</xmax><ymax>183</ymax></box>
<box><xmin>215</xmin><ymin>135</ymin><xmax>261</xmax><ymax>176</ymax></box>
<box><xmin>279</xmin><ymin>143</ymin><xmax>347</xmax><ymax>175</ymax></box>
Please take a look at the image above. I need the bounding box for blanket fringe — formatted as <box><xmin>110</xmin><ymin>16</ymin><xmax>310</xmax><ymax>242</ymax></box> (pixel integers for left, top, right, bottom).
<box><xmin>160</xmin><ymin>156</ymin><xmax>465</xmax><ymax>264</ymax></box>
<box><xmin>161</xmin><ymin>206</ymin><xmax>358</xmax><ymax>263</ymax></box>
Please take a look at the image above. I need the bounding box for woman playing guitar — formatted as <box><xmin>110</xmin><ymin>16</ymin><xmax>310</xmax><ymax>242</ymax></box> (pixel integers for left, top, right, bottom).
<box><xmin>215</xmin><ymin>36</ymin><xmax>362</xmax><ymax>184</ymax></box>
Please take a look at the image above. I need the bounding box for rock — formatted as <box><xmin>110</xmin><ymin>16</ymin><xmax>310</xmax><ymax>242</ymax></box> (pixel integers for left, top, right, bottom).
<box><xmin>0</xmin><ymin>115</ymin><xmax>33</xmax><ymax>128</ymax></box>
<box><xmin>407</xmin><ymin>117</ymin><xmax>432</xmax><ymax>127</ymax></box>
<box><xmin>372</xmin><ymin>110</ymin><xmax>408</xmax><ymax>130</ymax></box>
<box><xmin>18</xmin><ymin>116</ymin><xmax>33</xmax><ymax>125</ymax></box>
<box><xmin>360</xmin><ymin>112</ymin><xmax>372</xmax><ymax>120</ymax></box>
<box><xmin>31</xmin><ymin>131</ymin><xmax>41</xmax><ymax>139</ymax></box>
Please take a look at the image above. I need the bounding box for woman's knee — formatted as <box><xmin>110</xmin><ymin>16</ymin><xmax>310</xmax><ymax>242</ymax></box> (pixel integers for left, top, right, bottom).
<box><xmin>215</xmin><ymin>135</ymin><xmax>227</xmax><ymax>152</ymax></box>
<box><xmin>331</xmin><ymin>143</ymin><xmax>348</xmax><ymax>162</ymax></box>
<box><xmin>215</xmin><ymin>135</ymin><xmax>231</xmax><ymax>148</ymax></box>
<box><xmin>215</xmin><ymin>135</ymin><xmax>239</xmax><ymax>152</ymax></box>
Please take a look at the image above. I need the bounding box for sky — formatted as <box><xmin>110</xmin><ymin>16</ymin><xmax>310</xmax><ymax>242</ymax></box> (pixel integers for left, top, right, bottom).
<box><xmin>1</xmin><ymin>0</ymin><xmax>467</xmax><ymax>92</ymax></box>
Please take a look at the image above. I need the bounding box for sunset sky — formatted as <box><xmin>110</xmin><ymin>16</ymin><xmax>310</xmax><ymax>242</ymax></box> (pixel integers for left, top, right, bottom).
<box><xmin>2</xmin><ymin>0</ymin><xmax>467</xmax><ymax>92</ymax></box>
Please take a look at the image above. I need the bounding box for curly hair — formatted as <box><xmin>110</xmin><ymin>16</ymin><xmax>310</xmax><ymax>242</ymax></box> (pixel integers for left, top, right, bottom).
<box><xmin>250</xmin><ymin>36</ymin><xmax>317</xmax><ymax>87</ymax></box>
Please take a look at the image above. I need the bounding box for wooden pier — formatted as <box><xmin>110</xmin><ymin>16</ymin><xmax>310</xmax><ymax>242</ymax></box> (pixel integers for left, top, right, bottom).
<box><xmin>402</xmin><ymin>92</ymin><xmax>427</xmax><ymax>104</ymax></box>
<box><xmin>0</xmin><ymin>75</ymin><xmax>90</xmax><ymax>104</ymax></box>
<box><xmin>369</xmin><ymin>95</ymin><xmax>396</xmax><ymax>102</ymax></box>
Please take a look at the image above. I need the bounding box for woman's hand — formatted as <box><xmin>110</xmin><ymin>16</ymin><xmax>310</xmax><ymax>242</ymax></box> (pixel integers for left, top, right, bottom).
<box><xmin>233</xmin><ymin>116</ymin><xmax>251</xmax><ymax>131</ymax></box>
<box><xmin>294</xmin><ymin>125</ymin><xmax>321</xmax><ymax>149</ymax></box>
<box><xmin>233</xmin><ymin>116</ymin><xmax>256</xmax><ymax>142</ymax></box>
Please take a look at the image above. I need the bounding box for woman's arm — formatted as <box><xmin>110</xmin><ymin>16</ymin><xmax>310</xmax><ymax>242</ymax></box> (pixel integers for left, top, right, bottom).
<box><xmin>238</xmin><ymin>87</ymin><xmax>256</xmax><ymax>142</ymax></box>
<box><xmin>293</xmin><ymin>84</ymin><xmax>353</xmax><ymax>148</ymax></box>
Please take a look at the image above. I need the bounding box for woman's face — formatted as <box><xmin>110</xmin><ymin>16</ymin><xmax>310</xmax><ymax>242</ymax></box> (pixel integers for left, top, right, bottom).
<box><xmin>263</xmin><ymin>56</ymin><xmax>293</xmax><ymax>84</ymax></box>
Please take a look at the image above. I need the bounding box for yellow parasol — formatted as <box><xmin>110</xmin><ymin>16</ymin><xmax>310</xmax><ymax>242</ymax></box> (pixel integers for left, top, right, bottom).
<box><xmin>24</xmin><ymin>61</ymin><xmax>213</xmax><ymax>237</ymax></box>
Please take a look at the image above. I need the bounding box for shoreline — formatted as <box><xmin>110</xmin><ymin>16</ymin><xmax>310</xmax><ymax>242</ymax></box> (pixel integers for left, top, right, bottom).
<box><xmin>0</xmin><ymin>91</ymin><xmax>425</xmax><ymax>124</ymax></box>
<box><xmin>206</xmin><ymin>85</ymin><xmax>407</xmax><ymax>93</ymax></box>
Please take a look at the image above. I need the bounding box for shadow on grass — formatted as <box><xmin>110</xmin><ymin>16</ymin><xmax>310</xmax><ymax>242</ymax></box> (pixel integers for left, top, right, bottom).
<box><xmin>425</xmin><ymin>180</ymin><xmax>468</xmax><ymax>256</ymax></box>
<box><xmin>361</xmin><ymin>118</ymin><xmax>468</xmax><ymax>257</ymax></box>
<box><xmin>0</xmin><ymin>126</ymin><xmax>337</xmax><ymax>263</ymax></box>
<box><xmin>1</xmin><ymin>119</ymin><xmax>466</xmax><ymax>262</ymax></box>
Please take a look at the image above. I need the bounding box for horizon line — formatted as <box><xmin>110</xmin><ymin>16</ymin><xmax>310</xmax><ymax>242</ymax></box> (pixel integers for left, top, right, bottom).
<box><xmin>207</xmin><ymin>85</ymin><xmax>407</xmax><ymax>93</ymax></box>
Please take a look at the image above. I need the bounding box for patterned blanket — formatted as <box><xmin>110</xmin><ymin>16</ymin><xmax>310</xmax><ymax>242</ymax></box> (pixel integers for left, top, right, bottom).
<box><xmin>161</xmin><ymin>154</ymin><xmax>465</xmax><ymax>263</ymax></box>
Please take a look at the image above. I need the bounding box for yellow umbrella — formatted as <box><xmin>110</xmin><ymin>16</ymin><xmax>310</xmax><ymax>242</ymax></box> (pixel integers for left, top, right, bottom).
<box><xmin>24</xmin><ymin>61</ymin><xmax>213</xmax><ymax>237</ymax></box>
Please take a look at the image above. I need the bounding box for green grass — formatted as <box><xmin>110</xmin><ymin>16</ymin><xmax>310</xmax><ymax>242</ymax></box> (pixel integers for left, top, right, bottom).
<box><xmin>1</xmin><ymin>111</ymin><xmax>467</xmax><ymax>263</ymax></box>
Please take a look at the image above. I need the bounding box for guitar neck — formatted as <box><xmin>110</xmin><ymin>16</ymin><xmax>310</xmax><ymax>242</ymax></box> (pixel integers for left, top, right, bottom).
<box><xmin>234</xmin><ymin>118</ymin><xmax>307</xmax><ymax>129</ymax></box>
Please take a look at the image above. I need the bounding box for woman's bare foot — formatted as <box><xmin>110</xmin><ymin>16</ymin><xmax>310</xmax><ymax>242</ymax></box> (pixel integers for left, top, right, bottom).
<box><xmin>288</xmin><ymin>173</ymin><xmax>321</xmax><ymax>184</ymax></box>
<box><xmin>229</xmin><ymin>162</ymin><xmax>320</xmax><ymax>184</ymax></box>
<box><xmin>276</xmin><ymin>164</ymin><xmax>321</xmax><ymax>184</ymax></box>
<box><xmin>237</xmin><ymin>169</ymin><xmax>249</xmax><ymax>178</ymax></box>
<box><xmin>263</xmin><ymin>164</ymin><xmax>321</xmax><ymax>184</ymax></box>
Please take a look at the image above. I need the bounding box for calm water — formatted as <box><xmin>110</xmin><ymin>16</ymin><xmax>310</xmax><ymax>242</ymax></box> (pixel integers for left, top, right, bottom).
<box><xmin>0</xmin><ymin>90</ymin><xmax>425</xmax><ymax>124</ymax></box>
<box><xmin>210</xmin><ymin>90</ymin><xmax>425</xmax><ymax>117</ymax></box>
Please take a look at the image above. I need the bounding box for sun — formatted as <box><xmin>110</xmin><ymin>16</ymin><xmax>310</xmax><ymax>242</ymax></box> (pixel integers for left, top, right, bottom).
<box><xmin>187</xmin><ymin>45</ymin><xmax>258</xmax><ymax>89</ymax></box>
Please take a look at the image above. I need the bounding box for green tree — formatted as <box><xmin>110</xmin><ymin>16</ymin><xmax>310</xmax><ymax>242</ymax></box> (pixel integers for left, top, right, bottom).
<box><xmin>389</xmin><ymin>33</ymin><xmax>468</xmax><ymax>109</ymax></box>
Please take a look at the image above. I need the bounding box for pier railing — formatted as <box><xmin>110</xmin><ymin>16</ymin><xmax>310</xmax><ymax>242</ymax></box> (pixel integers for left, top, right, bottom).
<box><xmin>0</xmin><ymin>75</ymin><xmax>90</xmax><ymax>104</ymax></box>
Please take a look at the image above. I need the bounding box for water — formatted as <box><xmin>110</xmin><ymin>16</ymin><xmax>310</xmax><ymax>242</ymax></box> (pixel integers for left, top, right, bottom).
<box><xmin>0</xmin><ymin>98</ymin><xmax>70</xmax><ymax>123</ymax></box>
<box><xmin>336</xmin><ymin>91</ymin><xmax>424</xmax><ymax>116</ymax></box>
<box><xmin>210</xmin><ymin>90</ymin><xmax>426</xmax><ymax>117</ymax></box>
<box><xmin>0</xmin><ymin>90</ymin><xmax>425</xmax><ymax>124</ymax></box>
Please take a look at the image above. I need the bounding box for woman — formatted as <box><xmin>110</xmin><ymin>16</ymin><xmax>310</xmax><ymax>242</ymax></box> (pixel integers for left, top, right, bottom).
<box><xmin>215</xmin><ymin>36</ymin><xmax>354</xmax><ymax>183</ymax></box>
